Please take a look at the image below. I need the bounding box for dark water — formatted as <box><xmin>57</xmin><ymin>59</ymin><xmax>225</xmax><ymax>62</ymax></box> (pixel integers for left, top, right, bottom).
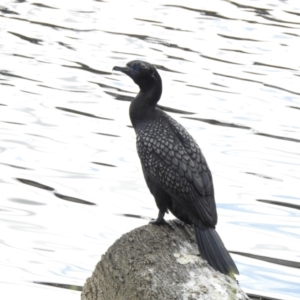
<box><xmin>1</xmin><ymin>0</ymin><xmax>299</xmax><ymax>299</ymax></box>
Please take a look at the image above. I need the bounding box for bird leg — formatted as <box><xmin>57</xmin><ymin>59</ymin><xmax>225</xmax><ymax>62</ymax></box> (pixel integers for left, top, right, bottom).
<box><xmin>150</xmin><ymin>211</ymin><xmax>174</xmax><ymax>230</ymax></box>
<box><xmin>149</xmin><ymin>210</ymin><xmax>165</xmax><ymax>224</ymax></box>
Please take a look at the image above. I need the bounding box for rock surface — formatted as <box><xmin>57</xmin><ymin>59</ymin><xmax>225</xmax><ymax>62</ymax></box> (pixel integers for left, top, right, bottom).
<box><xmin>81</xmin><ymin>220</ymin><xmax>249</xmax><ymax>300</ymax></box>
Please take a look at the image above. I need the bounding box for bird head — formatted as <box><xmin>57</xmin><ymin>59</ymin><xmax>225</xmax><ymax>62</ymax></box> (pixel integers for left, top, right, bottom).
<box><xmin>113</xmin><ymin>60</ymin><xmax>161</xmax><ymax>92</ymax></box>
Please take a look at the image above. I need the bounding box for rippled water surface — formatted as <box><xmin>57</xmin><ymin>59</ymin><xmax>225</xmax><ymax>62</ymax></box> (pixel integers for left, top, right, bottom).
<box><xmin>1</xmin><ymin>0</ymin><xmax>300</xmax><ymax>299</ymax></box>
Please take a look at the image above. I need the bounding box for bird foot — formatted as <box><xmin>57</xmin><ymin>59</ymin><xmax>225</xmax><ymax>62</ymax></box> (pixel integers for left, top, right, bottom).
<box><xmin>149</xmin><ymin>218</ymin><xmax>174</xmax><ymax>230</ymax></box>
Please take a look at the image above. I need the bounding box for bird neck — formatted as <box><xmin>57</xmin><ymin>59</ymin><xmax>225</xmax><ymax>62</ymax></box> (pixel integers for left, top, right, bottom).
<box><xmin>129</xmin><ymin>81</ymin><xmax>162</xmax><ymax>129</ymax></box>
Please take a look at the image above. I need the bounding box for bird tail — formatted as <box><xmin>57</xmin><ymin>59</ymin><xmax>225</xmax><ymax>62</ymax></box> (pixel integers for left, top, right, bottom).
<box><xmin>194</xmin><ymin>226</ymin><xmax>239</xmax><ymax>275</ymax></box>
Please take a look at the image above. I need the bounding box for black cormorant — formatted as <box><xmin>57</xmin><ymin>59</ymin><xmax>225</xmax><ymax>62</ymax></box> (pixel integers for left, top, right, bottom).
<box><xmin>113</xmin><ymin>60</ymin><xmax>239</xmax><ymax>275</ymax></box>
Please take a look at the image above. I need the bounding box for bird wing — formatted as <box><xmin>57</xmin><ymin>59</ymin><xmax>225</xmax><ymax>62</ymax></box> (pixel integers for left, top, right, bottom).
<box><xmin>137</xmin><ymin>114</ymin><xmax>217</xmax><ymax>226</ymax></box>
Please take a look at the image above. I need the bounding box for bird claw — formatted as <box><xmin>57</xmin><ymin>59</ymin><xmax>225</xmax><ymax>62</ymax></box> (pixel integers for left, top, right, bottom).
<box><xmin>149</xmin><ymin>218</ymin><xmax>174</xmax><ymax>230</ymax></box>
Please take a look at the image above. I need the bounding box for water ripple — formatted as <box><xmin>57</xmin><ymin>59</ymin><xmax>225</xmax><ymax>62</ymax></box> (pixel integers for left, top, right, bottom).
<box><xmin>16</xmin><ymin>178</ymin><xmax>54</xmax><ymax>191</ymax></box>
<box><xmin>34</xmin><ymin>281</ymin><xmax>82</xmax><ymax>291</ymax></box>
<box><xmin>183</xmin><ymin>117</ymin><xmax>251</xmax><ymax>130</ymax></box>
<box><xmin>257</xmin><ymin>200</ymin><xmax>300</xmax><ymax>211</ymax></box>
<box><xmin>0</xmin><ymin>70</ymin><xmax>41</xmax><ymax>82</ymax></box>
<box><xmin>8</xmin><ymin>31</ymin><xmax>43</xmax><ymax>45</ymax></box>
<box><xmin>56</xmin><ymin>107</ymin><xmax>114</xmax><ymax>120</ymax></box>
<box><xmin>254</xmin><ymin>133</ymin><xmax>300</xmax><ymax>143</ymax></box>
<box><xmin>54</xmin><ymin>193</ymin><xmax>95</xmax><ymax>205</ymax></box>
<box><xmin>62</xmin><ymin>62</ymin><xmax>111</xmax><ymax>75</ymax></box>
<box><xmin>231</xmin><ymin>252</ymin><xmax>300</xmax><ymax>269</ymax></box>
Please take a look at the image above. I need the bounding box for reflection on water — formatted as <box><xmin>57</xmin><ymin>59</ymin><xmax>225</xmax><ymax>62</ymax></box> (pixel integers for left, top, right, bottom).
<box><xmin>0</xmin><ymin>0</ymin><xmax>300</xmax><ymax>299</ymax></box>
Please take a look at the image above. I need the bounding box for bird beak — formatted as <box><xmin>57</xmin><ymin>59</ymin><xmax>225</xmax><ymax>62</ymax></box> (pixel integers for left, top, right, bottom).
<box><xmin>112</xmin><ymin>66</ymin><xmax>139</xmax><ymax>80</ymax></box>
<box><xmin>113</xmin><ymin>66</ymin><xmax>132</xmax><ymax>75</ymax></box>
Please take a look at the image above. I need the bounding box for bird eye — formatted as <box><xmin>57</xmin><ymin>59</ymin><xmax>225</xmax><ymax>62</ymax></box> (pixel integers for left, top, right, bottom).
<box><xmin>134</xmin><ymin>65</ymin><xmax>140</xmax><ymax>72</ymax></box>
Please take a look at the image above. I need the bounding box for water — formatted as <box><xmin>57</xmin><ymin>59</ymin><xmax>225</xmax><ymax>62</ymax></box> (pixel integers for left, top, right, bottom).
<box><xmin>0</xmin><ymin>0</ymin><xmax>299</xmax><ymax>299</ymax></box>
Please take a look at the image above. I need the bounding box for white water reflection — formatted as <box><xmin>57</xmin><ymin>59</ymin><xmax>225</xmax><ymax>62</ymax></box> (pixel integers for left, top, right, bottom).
<box><xmin>1</xmin><ymin>0</ymin><xmax>300</xmax><ymax>299</ymax></box>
